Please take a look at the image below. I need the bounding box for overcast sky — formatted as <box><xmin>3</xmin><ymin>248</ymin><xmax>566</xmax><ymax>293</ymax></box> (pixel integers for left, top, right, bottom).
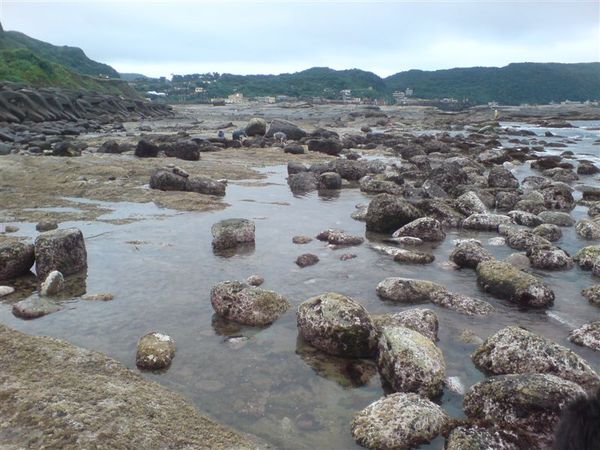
<box><xmin>1</xmin><ymin>1</ymin><xmax>598</xmax><ymax>78</ymax></box>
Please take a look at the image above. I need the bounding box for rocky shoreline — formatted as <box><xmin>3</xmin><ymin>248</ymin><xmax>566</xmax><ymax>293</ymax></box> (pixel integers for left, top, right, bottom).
<box><xmin>1</xmin><ymin>99</ymin><xmax>599</xmax><ymax>449</ymax></box>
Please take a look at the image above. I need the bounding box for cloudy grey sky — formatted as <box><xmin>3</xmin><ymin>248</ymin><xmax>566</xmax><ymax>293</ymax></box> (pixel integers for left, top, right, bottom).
<box><xmin>1</xmin><ymin>1</ymin><xmax>598</xmax><ymax>77</ymax></box>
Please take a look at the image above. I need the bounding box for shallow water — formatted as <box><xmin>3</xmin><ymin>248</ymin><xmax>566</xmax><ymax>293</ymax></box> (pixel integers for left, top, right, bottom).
<box><xmin>1</xmin><ymin>122</ymin><xmax>600</xmax><ymax>449</ymax></box>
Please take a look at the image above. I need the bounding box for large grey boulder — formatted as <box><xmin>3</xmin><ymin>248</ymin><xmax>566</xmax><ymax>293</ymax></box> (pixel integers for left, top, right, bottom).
<box><xmin>372</xmin><ymin>308</ymin><xmax>439</xmax><ymax>342</ymax></box>
<box><xmin>134</xmin><ymin>139</ymin><xmax>159</xmax><ymax>157</ymax></box>
<box><xmin>265</xmin><ymin>119</ymin><xmax>307</xmax><ymax>140</ymax></box>
<box><xmin>149</xmin><ymin>168</ymin><xmax>188</xmax><ymax>191</ymax></box>
<box><xmin>449</xmin><ymin>240</ymin><xmax>493</xmax><ymax>269</ymax></box>
<box><xmin>150</xmin><ymin>168</ymin><xmax>226</xmax><ymax>196</ymax></box>
<box><xmin>136</xmin><ymin>332</ymin><xmax>176</xmax><ymax>370</ymax></box>
<box><xmin>297</xmin><ymin>292</ymin><xmax>377</xmax><ymax>357</ymax></box>
<box><xmin>533</xmin><ymin>223</ymin><xmax>562</xmax><ymax>242</ymax></box>
<box><xmin>210</xmin><ymin>281</ymin><xmax>289</xmax><ymax>326</ymax></box>
<box><xmin>455</xmin><ymin>191</ymin><xmax>487</xmax><ymax>216</ymax></box>
<box><xmin>351</xmin><ymin>393</ymin><xmax>448</xmax><ymax>450</ymax></box>
<box><xmin>463</xmin><ymin>374</ymin><xmax>586</xmax><ymax>442</ymax></box>
<box><xmin>538</xmin><ymin>210</ymin><xmax>575</xmax><ymax>226</ymax></box>
<box><xmin>526</xmin><ymin>245</ymin><xmax>573</xmax><ymax>270</ymax></box>
<box><xmin>488</xmin><ymin>166</ymin><xmax>519</xmax><ymax>188</ymax></box>
<box><xmin>365</xmin><ymin>194</ymin><xmax>422</xmax><ymax>233</ymax></box>
<box><xmin>575</xmin><ymin>219</ymin><xmax>600</xmax><ymax>240</ymax></box>
<box><xmin>186</xmin><ymin>176</ymin><xmax>227</xmax><ymax>196</ymax></box>
<box><xmin>318</xmin><ymin>172</ymin><xmax>342</xmax><ymax>190</ymax></box>
<box><xmin>244</xmin><ymin>117</ymin><xmax>267</xmax><ymax>136</ymax></box>
<box><xmin>472</xmin><ymin>326</ymin><xmax>600</xmax><ymax>390</ymax></box>
<box><xmin>429</xmin><ymin>291</ymin><xmax>494</xmax><ymax>316</ymax></box>
<box><xmin>376</xmin><ymin>277</ymin><xmax>493</xmax><ymax>315</ymax></box>
<box><xmin>377</xmin><ymin>325</ymin><xmax>446</xmax><ymax>397</ymax></box>
<box><xmin>34</xmin><ymin>228</ymin><xmax>87</xmax><ymax>282</ymax></box>
<box><xmin>508</xmin><ymin>210</ymin><xmax>543</xmax><ymax>227</ymax></box>
<box><xmin>97</xmin><ymin>140</ymin><xmax>123</xmax><ymax>154</ymax></box>
<box><xmin>574</xmin><ymin>245</ymin><xmax>600</xmax><ymax>269</ymax></box>
<box><xmin>211</xmin><ymin>219</ymin><xmax>255</xmax><ymax>250</ymax></box>
<box><xmin>307</xmin><ymin>138</ymin><xmax>342</xmax><ymax>156</ymax></box>
<box><xmin>569</xmin><ymin>321</ymin><xmax>600</xmax><ymax>351</ymax></box>
<box><xmin>288</xmin><ymin>172</ymin><xmax>318</xmax><ymax>193</ymax></box>
<box><xmin>0</xmin><ymin>240</ymin><xmax>35</xmax><ymax>281</ymax></box>
<box><xmin>582</xmin><ymin>285</ymin><xmax>600</xmax><ymax>307</ymax></box>
<box><xmin>376</xmin><ymin>277</ymin><xmax>444</xmax><ymax>303</ymax></box>
<box><xmin>161</xmin><ymin>141</ymin><xmax>200</xmax><ymax>161</ymax></box>
<box><xmin>505</xmin><ymin>228</ymin><xmax>552</xmax><ymax>251</ymax></box>
<box><xmin>392</xmin><ymin>217</ymin><xmax>445</xmax><ymax>242</ymax></box>
<box><xmin>462</xmin><ymin>214</ymin><xmax>512</xmax><ymax>231</ymax></box>
<box><xmin>476</xmin><ymin>260</ymin><xmax>554</xmax><ymax>307</ymax></box>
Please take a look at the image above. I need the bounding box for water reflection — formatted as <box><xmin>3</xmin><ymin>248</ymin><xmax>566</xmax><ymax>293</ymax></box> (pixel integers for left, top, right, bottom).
<box><xmin>212</xmin><ymin>242</ymin><xmax>256</xmax><ymax>258</ymax></box>
<box><xmin>296</xmin><ymin>334</ymin><xmax>378</xmax><ymax>389</ymax></box>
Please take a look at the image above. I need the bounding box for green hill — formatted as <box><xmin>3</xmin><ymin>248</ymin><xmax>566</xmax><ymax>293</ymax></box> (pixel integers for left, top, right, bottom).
<box><xmin>385</xmin><ymin>63</ymin><xmax>600</xmax><ymax>104</ymax></box>
<box><xmin>0</xmin><ymin>22</ymin><xmax>138</xmax><ymax>97</ymax></box>
<box><xmin>0</xmin><ymin>47</ymin><xmax>137</xmax><ymax>96</ymax></box>
<box><xmin>0</xmin><ymin>26</ymin><xmax>119</xmax><ymax>78</ymax></box>
<box><xmin>132</xmin><ymin>63</ymin><xmax>600</xmax><ymax>105</ymax></box>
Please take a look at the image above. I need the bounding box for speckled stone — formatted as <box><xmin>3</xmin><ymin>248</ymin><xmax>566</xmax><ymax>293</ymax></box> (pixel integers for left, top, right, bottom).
<box><xmin>297</xmin><ymin>292</ymin><xmax>377</xmax><ymax>357</ymax></box>
<box><xmin>377</xmin><ymin>325</ymin><xmax>446</xmax><ymax>398</ymax></box>
<box><xmin>472</xmin><ymin>326</ymin><xmax>600</xmax><ymax>390</ymax></box>
<box><xmin>136</xmin><ymin>332</ymin><xmax>176</xmax><ymax>370</ymax></box>
<box><xmin>210</xmin><ymin>280</ymin><xmax>289</xmax><ymax>326</ymax></box>
<box><xmin>351</xmin><ymin>393</ymin><xmax>448</xmax><ymax>450</ymax></box>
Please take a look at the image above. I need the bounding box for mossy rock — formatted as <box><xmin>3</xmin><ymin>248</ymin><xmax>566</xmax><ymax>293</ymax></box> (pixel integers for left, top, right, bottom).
<box><xmin>297</xmin><ymin>292</ymin><xmax>377</xmax><ymax>358</ymax></box>
<box><xmin>476</xmin><ymin>260</ymin><xmax>554</xmax><ymax>307</ymax></box>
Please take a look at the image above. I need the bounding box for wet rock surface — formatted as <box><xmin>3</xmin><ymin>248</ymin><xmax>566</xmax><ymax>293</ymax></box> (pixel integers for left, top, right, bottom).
<box><xmin>372</xmin><ymin>308</ymin><xmax>439</xmax><ymax>342</ymax></box>
<box><xmin>0</xmin><ymin>324</ymin><xmax>258</xmax><ymax>449</ymax></box>
<box><xmin>0</xmin><ymin>240</ymin><xmax>35</xmax><ymax>281</ymax></box>
<box><xmin>476</xmin><ymin>260</ymin><xmax>554</xmax><ymax>307</ymax></box>
<box><xmin>211</xmin><ymin>218</ymin><xmax>255</xmax><ymax>250</ymax></box>
<box><xmin>569</xmin><ymin>321</ymin><xmax>600</xmax><ymax>351</ymax></box>
<box><xmin>297</xmin><ymin>292</ymin><xmax>377</xmax><ymax>357</ymax></box>
<box><xmin>392</xmin><ymin>217</ymin><xmax>446</xmax><ymax>242</ymax></box>
<box><xmin>136</xmin><ymin>331</ymin><xmax>176</xmax><ymax>370</ymax></box>
<box><xmin>12</xmin><ymin>296</ymin><xmax>62</xmax><ymax>319</ymax></box>
<box><xmin>463</xmin><ymin>373</ymin><xmax>586</xmax><ymax>442</ymax></box>
<box><xmin>377</xmin><ymin>325</ymin><xmax>446</xmax><ymax>397</ymax></box>
<box><xmin>351</xmin><ymin>393</ymin><xmax>449</xmax><ymax>450</ymax></box>
<box><xmin>365</xmin><ymin>194</ymin><xmax>422</xmax><ymax>233</ymax></box>
<box><xmin>445</xmin><ymin>425</ymin><xmax>523</xmax><ymax>450</ymax></box>
<box><xmin>449</xmin><ymin>240</ymin><xmax>493</xmax><ymax>269</ymax></box>
<box><xmin>472</xmin><ymin>326</ymin><xmax>600</xmax><ymax>390</ymax></box>
<box><xmin>210</xmin><ymin>280</ymin><xmax>289</xmax><ymax>326</ymax></box>
<box><xmin>34</xmin><ymin>228</ymin><xmax>87</xmax><ymax>281</ymax></box>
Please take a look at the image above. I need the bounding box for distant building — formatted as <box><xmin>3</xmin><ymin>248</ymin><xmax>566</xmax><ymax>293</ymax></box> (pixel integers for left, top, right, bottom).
<box><xmin>146</xmin><ymin>91</ymin><xmax>167</xmax><ymax>97</ymax></box>
<box><xmin>194</xmin><ymin>87</ymin><xmax>205</xmax><ymax>93</ymax></box>
<box><xmin>225</xmin><ymin>93</ymin><xmax>245</xmax><ymax>104</ymax></box>
<box><xmin>340</xmin><ymin>89</ymin><xmax>352</xmax><ymax>102</ymax></box>
<box><xmin>405</xmin><ymin>88</ymin><xmax>413</xmax><ymax>97</ymax></box>
<box><xmin>393</xmin><ymin>91</ymin><xmax>406</xmax><ymax>104</ymax></box>
<box><xmin>255</xmin><ymin>96</ymin><xmax>276</xmax><ymax>104</ymax></box>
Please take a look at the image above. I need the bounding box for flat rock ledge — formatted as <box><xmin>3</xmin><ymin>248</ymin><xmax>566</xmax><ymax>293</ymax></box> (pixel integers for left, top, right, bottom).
<box><xmin>0</xmin><ymin>324</ymin><xmax>262</xmax><ymax>449</ymax></box>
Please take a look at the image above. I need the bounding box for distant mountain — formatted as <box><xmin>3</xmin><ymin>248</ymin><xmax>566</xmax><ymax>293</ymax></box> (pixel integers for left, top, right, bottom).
<box><xmin>196</xmin><ymin>67</ymin><xmax>387</xmax><ymax>99</ymax></box>
<box><xmin>131</xmin><ymin>63</ymin><xmax>600</xmax><ymax>105</ymax></box>
<box><xmin>385</xmin><ymin>63</ymin><xmax>600</xmax><ymax>105</ymax></box>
